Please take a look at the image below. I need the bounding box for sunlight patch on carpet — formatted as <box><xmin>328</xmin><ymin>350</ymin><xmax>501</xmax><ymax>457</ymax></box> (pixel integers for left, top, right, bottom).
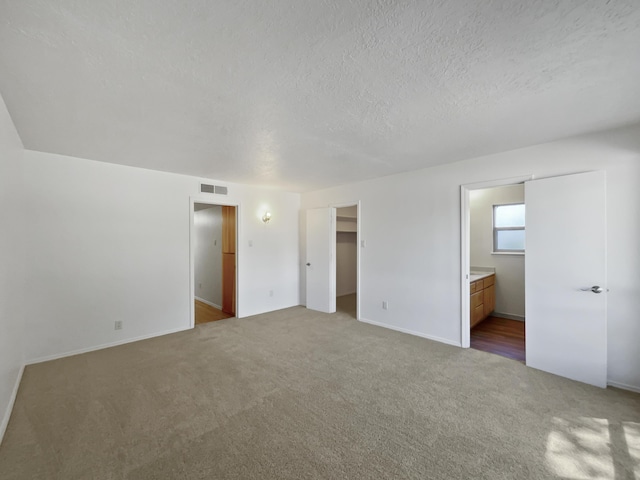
<box><xmin>545</xmin><ymin>417</ymin><xmax>613</xmax><ymax>479</ymax></box>
<box><xmin>623</xmin><ymin>422</ymin><xmax>640</xmax><ymax>479</ymax></box>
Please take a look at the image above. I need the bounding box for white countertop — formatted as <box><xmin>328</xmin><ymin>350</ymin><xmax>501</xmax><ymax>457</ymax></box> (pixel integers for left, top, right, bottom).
<box><xmin>469</xmin><ymin>272</ymin><xmax>494</xmax><ymax>282</ymax></box>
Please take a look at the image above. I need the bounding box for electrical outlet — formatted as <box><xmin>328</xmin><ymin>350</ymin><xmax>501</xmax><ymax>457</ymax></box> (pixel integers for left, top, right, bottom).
<box><xmin>269</xmin><ymin>289</ymin><xmax>274</xmax><ymax>297</ymax></box>
<box><xmin>199</xmin><ymin>283</ymin><xmax>202</xmax><ymax>290</ymax></box>
<box><xmin>382</xmin><ymin>301</ymin><xmax>388</xmax><ymax>310</ymax></box>
<box><xmin>114</xmin><ymin>320</ymin><xmax>123</xmax><ymax>330</ymax></box>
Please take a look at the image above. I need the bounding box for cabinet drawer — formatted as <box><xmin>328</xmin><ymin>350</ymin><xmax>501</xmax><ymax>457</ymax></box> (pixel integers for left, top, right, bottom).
<box><xmin>471</xmin><ymin>291</ymin><xmax>483</xmax><ymax>309</ymax></box>
<box><xmin>470</xmin><ymin>281</ymin><xmax>477</xmax><ymax>294</ymax></box>
<box><xmin>483</xmin><ymin>274</ymin><xmax>495</xmax><ymax>287</ymax></box>
<box><xmin>475</xmin><ymin>279</ymin><xmax>484</xmax><ymax>290</ymax></box>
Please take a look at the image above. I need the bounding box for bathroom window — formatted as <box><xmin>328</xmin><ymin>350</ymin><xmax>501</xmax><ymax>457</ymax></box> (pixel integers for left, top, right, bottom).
<box><xmin>493</xmin><ymin>203</ymin><xmax>525</xmax><ymax>253</ymax></box>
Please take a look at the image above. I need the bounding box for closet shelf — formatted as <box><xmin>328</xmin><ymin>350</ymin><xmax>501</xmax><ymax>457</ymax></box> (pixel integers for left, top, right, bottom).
<box><xmin>336</xmin><ymin>214</ymin><xmax>357</xmax><ymax>233</ymax></box>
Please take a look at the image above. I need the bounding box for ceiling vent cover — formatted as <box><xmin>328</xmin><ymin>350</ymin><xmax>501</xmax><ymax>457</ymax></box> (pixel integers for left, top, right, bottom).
<box><xmin>200</xmin><ymin>184</ymin><xmax>228</xmax><ymax>195</ymax></box>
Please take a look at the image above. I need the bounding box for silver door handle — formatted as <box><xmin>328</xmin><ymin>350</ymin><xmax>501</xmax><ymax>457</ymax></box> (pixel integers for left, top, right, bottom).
<box><xmin>580</xmin><ymin>286</ymin><xmax>603</xmax><ymax>294</ymax></box>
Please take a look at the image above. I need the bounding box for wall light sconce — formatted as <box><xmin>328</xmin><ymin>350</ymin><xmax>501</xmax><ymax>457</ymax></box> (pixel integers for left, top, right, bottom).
<box><xmin>262</xmin><ymin>211</ymin><xmax>272</xmax><ymax>224</ymax></box>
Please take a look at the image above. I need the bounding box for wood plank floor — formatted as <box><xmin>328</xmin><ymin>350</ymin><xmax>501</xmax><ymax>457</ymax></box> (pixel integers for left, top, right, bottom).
<box><xmin>470</xmin><ymin>316</ymin><xmax>525</xmax><ymax>362</ymax></box>
<box><xmin>195</xmin><ymin>300</ymin><xmax>233</xmax><ymax>325</ymax></box>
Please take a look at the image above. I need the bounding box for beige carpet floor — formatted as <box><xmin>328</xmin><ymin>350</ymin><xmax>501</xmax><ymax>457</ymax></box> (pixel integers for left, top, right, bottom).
<box><xmin>1</xmin><ymin>297</ymin><xmax>639</xmax><ymax>479</ymax></box>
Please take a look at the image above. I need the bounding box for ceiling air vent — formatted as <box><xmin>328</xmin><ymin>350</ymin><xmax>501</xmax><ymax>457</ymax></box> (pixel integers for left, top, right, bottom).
<box><xmin>200</xmin><ymin>184</ymin><xmax>214</xmax><ymax>193</ymax></box>
<box><xmin>214</xmin><ymin>185</ymin><xmax>228</xmax><ymax>195</ymax></box>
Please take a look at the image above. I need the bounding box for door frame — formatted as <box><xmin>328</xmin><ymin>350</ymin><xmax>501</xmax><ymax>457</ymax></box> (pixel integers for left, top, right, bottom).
<box><xmin>460</xmin><ymin>176</ymin><xmax>532</xmax><ymax>348</ymax></box>
<box><xmin>330</xmin><ymin>201</ymin><xmax>361</xmax><ymax>320</ymax></box>
<box><xmin>189</xmin><ymin>196</ymin><xmax>240</xmax><ymax>328</ymax></box>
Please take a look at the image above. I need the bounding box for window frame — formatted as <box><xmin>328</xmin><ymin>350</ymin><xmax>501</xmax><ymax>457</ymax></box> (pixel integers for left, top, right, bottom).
<box><xmin>492</xmin><ymin>203</ymin><xmax>525</xmax><ymax>253</ymax></box>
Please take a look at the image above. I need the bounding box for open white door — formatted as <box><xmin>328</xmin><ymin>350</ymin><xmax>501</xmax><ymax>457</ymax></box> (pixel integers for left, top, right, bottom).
<box><xmin>525</xmin><ymin>171</ymin><xmax>607</xmax><ymax>387</ymax></box>
<box><xmin>306</xmin><ymin>208</ymin><xmax>336</xmax><ymax>313</ymax></box>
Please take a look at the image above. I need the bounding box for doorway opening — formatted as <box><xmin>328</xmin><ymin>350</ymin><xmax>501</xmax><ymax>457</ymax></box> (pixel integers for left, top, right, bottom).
<box><xmin>191</xmin><ymin>202</ymin><xmax>237</xmax><ymax>326</ymax></box>
<box><xmin>305</xmin><ymin>202</ymin><xmax>361</xmax><ymax>318</ymax></box>
<box><xmin>336</xmin><ymin>206</ymin><xmax>358</xmax><ymax>319</ymax></box>
<box><xmin>468</xmin><ymin>185</ymin><xmax>525</xmax><ymax>362</ymax></box>
<box><xmin>461</xmin><ymin>176</ymin><xmax>530</xmax><ymax>362</ymax></box>
<box><xmin>462</xmin><ymin>172</ymin><xmax>607</xmax><ymax>387</ymax></box>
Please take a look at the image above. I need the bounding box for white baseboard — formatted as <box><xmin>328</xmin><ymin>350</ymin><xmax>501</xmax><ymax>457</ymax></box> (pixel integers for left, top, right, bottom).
<box><xmin>1</xmin><ymin>364</ymin><xmax>24</xmax><ymax>446</ymax></box>
<box><xmin>493</xmin><ymin>312</ymin><xmax>525</xmax><ymax>322</ymax></box>
<box><xmin>195</xmin><ymin>296</ymin><xmax>222</xmax><ymax>310</ymax></box>
<box><xmin>26</xmin><ymin>326</ymin><xmax>191</xmax><ymax>366</ymax></box>
<box><xmin>359</xmin><ymin>317</ymin><xmax>462</xmax><ymax>347</ymax></box>
<box><xmin>607</xmin><ymin>380</ymin><xmax>640</xmax><ymax>394</ymax></box>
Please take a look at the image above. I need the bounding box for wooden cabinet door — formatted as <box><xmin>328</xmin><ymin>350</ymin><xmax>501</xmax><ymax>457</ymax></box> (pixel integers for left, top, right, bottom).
<box><xmin>471</xmin><ymin>304</ymin><xmax>484</xmax><ymax>328</ymax></box>
<box><xmin>470</xmin><ymin>290</ymin><xmax>484</xmax><ymax>327</ymax></box>
<box><xmin>470</xmin><ymin>290</ymin><xmax>484</xmax><ymax>328</ymax></box>
<box><xmin>483</xmin><ymin>284</ymin><xmax>495</xmax><ymax>317</ymax></box>
<box><xmin>470</xmin><ymin>291</ymin><xmax>483</xmax><ymax>310</ymax></box>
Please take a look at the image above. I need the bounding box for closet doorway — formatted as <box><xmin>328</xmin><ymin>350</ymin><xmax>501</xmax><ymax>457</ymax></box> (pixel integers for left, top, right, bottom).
<box><xmin>191</xmin><ymin>202</ymin><xmax>237</xmax><ymax>326</ymax></box>
<box><xmin>335</xmin><ymin>205</ymin><xmax>358</xmax><ymax>319</ymax></box>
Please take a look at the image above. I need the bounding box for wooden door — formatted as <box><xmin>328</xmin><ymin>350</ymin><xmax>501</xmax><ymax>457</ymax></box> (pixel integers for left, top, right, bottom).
<box><xmin>221</xmin><ymin>206</ymin><xmax>236</xmax><ymax>315</ymax></box>
<box><xmin>222</xmin><ymin>206</ymin><xmax>236</xmax><ymax>254</ymax></box>
<box><xmin>222</xmin><ymin>252</ymin><xmax>236</xmax><ymax>314</ymax></box>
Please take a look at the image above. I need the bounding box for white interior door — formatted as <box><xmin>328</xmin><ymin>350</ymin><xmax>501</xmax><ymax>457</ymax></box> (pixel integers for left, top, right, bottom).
<box><xmin>306</xmin><ymin>208</ymin><xmax>336</xmax><ymax>313</ymax></box>
<box><xmin>525</xmin><ymin>171</ymin><xmax>607</xmax><ymax>387</ymax></box>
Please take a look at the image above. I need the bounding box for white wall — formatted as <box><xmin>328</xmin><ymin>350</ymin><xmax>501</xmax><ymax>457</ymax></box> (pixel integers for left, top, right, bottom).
<box><xmin>470</xmin><ymin>185</ymin><xmax>525</xmax><ymax>318</ymax></box>
<box><xmin>23</xmin><ymin>151</ymin><xmax>300</xmax><ymax>363</ymax></box>
<box><xmin>194</xmin><ymin>205</ymin><xmax>222</xmax><ymax>307</ymax></box>
<box><xmin>300</xmin><ymin>124</ymin><xmax>640</xmax><ymax>390</ymax></box>
<box><xmin>0</xmin><ymin>93</ymin><xmax>25</xmax><ymax>441</ymax></box>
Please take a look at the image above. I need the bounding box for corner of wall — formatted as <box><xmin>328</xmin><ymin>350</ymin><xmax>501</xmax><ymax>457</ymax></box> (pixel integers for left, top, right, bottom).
<box><xmin>0</xmin><ymin>365</ymin><xmax>24</xmax><ymax>445</ymax></box>
<box><xmin>0</xmin><ymin>90</ymin><xmax>26</xmax><ymax>446</ymax></box>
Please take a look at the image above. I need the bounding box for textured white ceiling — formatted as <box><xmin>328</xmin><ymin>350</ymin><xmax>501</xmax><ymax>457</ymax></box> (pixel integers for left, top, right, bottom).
<box><xmin>1</xmin><ymin>1</ymin><xmax>639</xmax><ymax>192</ymax></box>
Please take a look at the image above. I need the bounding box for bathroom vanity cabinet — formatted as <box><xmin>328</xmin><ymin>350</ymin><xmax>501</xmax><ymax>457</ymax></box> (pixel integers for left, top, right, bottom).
<box><xmin>470</xmin><ymin>274</ymin><xmax>495</xmax><ymax>328</ymax></box>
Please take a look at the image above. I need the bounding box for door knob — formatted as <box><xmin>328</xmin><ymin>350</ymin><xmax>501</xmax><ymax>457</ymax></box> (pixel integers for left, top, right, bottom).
<box><xmin>306</xmin><ymin>263</ymin><xmax>311</xmax><ymax>266</ymax></box>
<box><xmin>580</xmin><ymin>285</ymin><xmax>603</xmax><ymax>293</ymax></box>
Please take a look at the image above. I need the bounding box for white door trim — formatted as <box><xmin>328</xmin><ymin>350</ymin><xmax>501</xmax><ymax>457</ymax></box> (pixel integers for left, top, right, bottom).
<box><xmin>189</xmin><ymin>196</ymin><xmax>241</xmax><ymax>328</ymax></box>
<box><xmin>331</xmin><ymin>201</ymin><xmax>362</xmax><ymax>320</ymax></box>
<box><xmin>460</xmin><ymin>176</ymin><xmax>532</xmax><ymax>348</ymax></box>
